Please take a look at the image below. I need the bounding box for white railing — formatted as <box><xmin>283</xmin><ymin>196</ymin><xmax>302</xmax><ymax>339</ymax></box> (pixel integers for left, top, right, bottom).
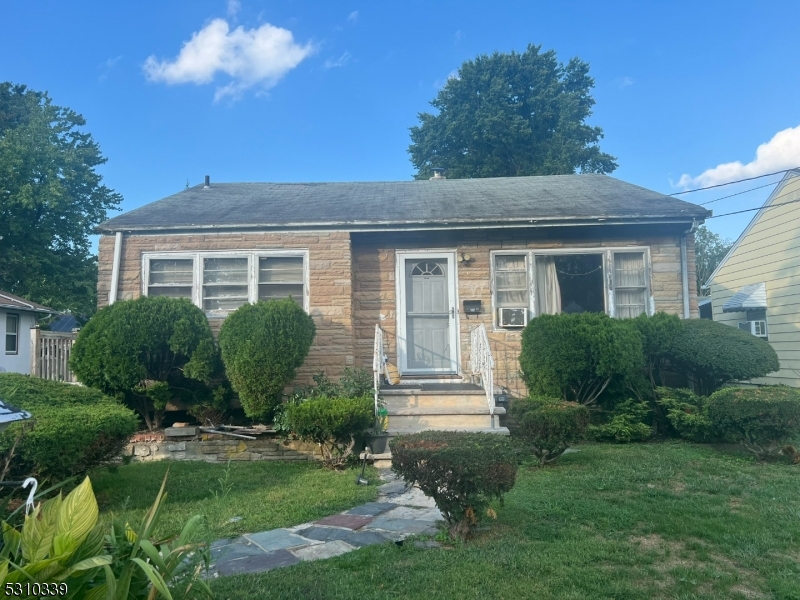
<box><xmin>373</xmin><ymin>324</ymin><xmax>385</xmax><ymax>418</ymax></box>
<box><xmin>30</xmin><ymin>329</ymin><xmax>78</xmax><ymax>383</ymax></box>
<box><xmin>470</xmin><ymin>323</ymin><xmax>495</xmax><ymax>416</ymax></box>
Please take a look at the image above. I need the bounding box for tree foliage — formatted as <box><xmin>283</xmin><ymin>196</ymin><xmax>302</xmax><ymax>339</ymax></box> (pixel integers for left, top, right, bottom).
<box><xmin>408</xmin><ymin>44</ymin><xmax>617</xmax><ymax>180</ymax></box>
<box><xmin>0</xmin><ymin>82</ymin><xmax>122</xmax><ymax>316</ymax></box>
<box><xmin>694</xmin><ymin>225</ymin><xmax>733</xmax><ymax>297</ymax></box>
<box><xmin>519</xmin><ymin>312</ymin><xmax>644</xmax><ymax>405</ymax></box>
<box><xmin>219</xmin><ymin>299</ymin><xmax>316</xmax><ymax>420</ymax></box>
<box><xmin>667</xmin><ymin>319</ymin><xmax>780</xmax><ymax>396</ymax></box>
<box><xmin>70</xmin><ymin>296</ymin><xmax>218</xmax><ymax>430</ymax></box>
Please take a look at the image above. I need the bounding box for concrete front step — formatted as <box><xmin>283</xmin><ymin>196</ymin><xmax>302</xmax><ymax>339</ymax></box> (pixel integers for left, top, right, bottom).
<box><xmin>388</xmin><ymin>426</ymin><xmax>510</xmax><ymax>436</ymax></box>
<box><xmin>387</xmin><ymin>406</ymin><xmax>505</xmax><ymax>416</ymax></box>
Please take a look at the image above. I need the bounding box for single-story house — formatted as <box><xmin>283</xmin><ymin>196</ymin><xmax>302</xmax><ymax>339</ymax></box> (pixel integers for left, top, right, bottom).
<box><xmin>96</xmin><ymin>174</ymin><xmax>710</xmax><ymax>433</ymax></box>
<box><xmin>0</xmin><ymin>291</ymin><xmax>55</xmax><ymax>374</ymax></box>
<box><xmin>704</xmin><ymin>168</ymin><xmax>800</xmax><ymax>387</ymax></box>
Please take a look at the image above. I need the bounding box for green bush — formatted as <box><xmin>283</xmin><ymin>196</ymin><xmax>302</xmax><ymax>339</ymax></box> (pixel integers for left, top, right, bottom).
<box><xmin>287</xmin><ymin>396</ymin><xmax>373</xmax><ymax>468</ymax></box>
<box><xmin>708</xmin><ymin>386</ymin><xmax>800</xmax><ymax>460</ymax></box>
<box><xmin>519</xmin><ymin>313</ymin><xmax>644</xmax><ymax>405</ymax></box>
<box><xmin>70</xmin><ymin>296</ymin><xmax>218</xmax><ymax>430</ymax></box>
<box><xmin>291</xmin><ymin>368</ymin><xmax>373</xmax><ymax>402</ymax></box>
<box><xmin>219</xmin><ymin>299</ymin><xmax>316</xmax><ymax>419</ymax></box>
<box><xmin>667</xmin><ymin>319</ymin><xmax>780</xmax><ymax>396</ymax></box>
<box><xmin>629</xmin><ymin>312</ymin><xmax>682</xmax><ymax>388</ymax></box>
<box><xmin>0</xmin><ymin>374</ymin><xmax>138</xmax><ymax>480</ymax></box>
<box><xmin>390</xmin><ymin>431</ymin><xmax>518</xmax><ymax>540</ymax></box>
<box><xmin>589</xmin><ymin>399</ymin><xmax>653</xmax><ymax>443</ymax></box>
<box><xmin>510</xmin><ymin>397</ymin><xmax>589</xmax><ymax>464</ymax></box>
<box><xmin>655</xmin><ymin>387</ymin><xmax>715</xmax><ymax>442</ymax></box>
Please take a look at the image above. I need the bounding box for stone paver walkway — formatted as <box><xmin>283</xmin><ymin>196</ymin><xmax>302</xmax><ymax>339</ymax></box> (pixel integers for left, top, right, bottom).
<box><xmin>208</xmin><ymin>470</ymin><xmax>442</xmax><ymax>578</ymax></box>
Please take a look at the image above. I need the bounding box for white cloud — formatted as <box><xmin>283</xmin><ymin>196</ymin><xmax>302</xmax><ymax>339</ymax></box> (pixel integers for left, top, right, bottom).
<box><xmin>143</xmin><ymin>18</ymin><xmax>315</xmax><ymax>101</ymax></box>
<box><xmin>324</xmin><ymin>51</ymin><xmax>351</xmax><ymax>69</ymax></box>
<box><xmin>678</xmin><ymin>124</ymin><xmax>800</xmax><ymax>188</ymax></box>
<box><xmin>347</xmin><ymin>11</ymin><xmax>359</xmax><ymax>23</ymax></box>
<box><xmin>227</xmin><ymin>0</ymin><xmax>240</xmax><ymax>19</ymax></box>
<box><xmin>433</xmin><ymin>69</ymin><xmax>459</xmax><ymax>89</ymax></box>
<box><xmin>615</xmin><ymin>76</ymin><xmax>634</xmax><ymax>89</ymax></box>
<box><xmin>99</xmin><ymin>55</ymin><xmax>122</xmax><ymax>80</ymax></box>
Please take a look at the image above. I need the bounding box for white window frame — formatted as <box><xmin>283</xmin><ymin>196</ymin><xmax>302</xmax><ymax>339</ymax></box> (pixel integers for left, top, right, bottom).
<box><xmin>5</xmin><ymin>314</ymin><xmax>19</xmax><ymax>355</ymax></box>
<box><xmin>142</xmin><ymin>250</ymin><xmax>310</xmax><ymax>316</ymax></box>
<box><xmin>489</xmin><ymin>247</ymin><xmax>654</xmax><ymax>331</ymax></box>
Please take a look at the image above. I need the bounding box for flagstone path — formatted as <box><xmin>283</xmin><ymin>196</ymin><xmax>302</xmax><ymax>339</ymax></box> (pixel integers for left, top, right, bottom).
<box><xmin>208</xmin><ymin>470</ymin><xmax>443</xmax><ymax>578</ymax></box>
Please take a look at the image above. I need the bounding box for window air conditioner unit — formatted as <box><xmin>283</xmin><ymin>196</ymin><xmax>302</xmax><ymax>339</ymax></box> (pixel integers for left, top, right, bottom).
<box><xmin>499</xmin><ymin>307</ymin><xmax>528</xmax><ymax>328</ymax></box>
<box><xmin>738</xmin><ymin>320</ymin><xmax>768</xmax><ymax>338</ymax></box>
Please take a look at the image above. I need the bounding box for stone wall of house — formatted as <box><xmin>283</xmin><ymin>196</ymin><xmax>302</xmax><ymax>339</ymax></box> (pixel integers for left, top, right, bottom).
<box><xmin>97</xmin><ymin>231</ymin><xmax>355</xmax><ymax>386</ymax></box>
<box><xmin>352</xmin><ymin>226</ymin><xmax>699</xmax><ymax>397</ymax></box>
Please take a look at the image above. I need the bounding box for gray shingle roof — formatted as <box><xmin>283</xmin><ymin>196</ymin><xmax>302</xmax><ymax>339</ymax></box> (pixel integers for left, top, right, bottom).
<box><xmin>98</xmin><ymin>174</ymin><xmax>710</xmax><ymax>233</ymax></box>
<box><xmin>0</xmin><ymin>291</ymin><xmax>55</xmax><ymax>314</ymax></box>
<box><xmin>722</xmin><ymin>282</ymin><xmax>768</xmax><ymax>313</ymax></box>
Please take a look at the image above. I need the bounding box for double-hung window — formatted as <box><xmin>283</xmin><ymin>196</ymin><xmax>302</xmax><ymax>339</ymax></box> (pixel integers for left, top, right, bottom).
<box><xmin>143</xmin><ymin>251</ymin><xmax>309</xmax><ymax>316</ymax></box>
<box><xmin>491</xmin><ymin>248</ymin><xmax>652</xmax><ymax>329</ymax></box>
<box><xmin>5</xmin><ymin>314</ymin><xmax>18</xmax><ymax>355</ymax></box>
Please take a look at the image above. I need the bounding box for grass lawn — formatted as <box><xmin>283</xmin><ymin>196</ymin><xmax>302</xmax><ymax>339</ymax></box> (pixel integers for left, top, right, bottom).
<box><xmin>210</xmin><ymin>442</ymin><xmax>800</xmax><ymax>600</ymax></box>
<box><xmin>91</xmin><ymin>460</ymin><xmax>379</xmax><ymax>540</ymax></box>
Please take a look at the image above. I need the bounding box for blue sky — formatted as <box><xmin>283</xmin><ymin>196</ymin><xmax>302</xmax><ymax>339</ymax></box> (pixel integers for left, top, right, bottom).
<box><xmin>4</xmin><ymin>0</ymin><xmax>800</xmax><ymax>245</ymax></box>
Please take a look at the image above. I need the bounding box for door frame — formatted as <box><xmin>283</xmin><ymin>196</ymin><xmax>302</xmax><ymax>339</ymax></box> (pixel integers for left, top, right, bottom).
<box><xmin>395</xmin><ymin>250</ymin><xmax>461</xmax><ymax>375</ymax></box>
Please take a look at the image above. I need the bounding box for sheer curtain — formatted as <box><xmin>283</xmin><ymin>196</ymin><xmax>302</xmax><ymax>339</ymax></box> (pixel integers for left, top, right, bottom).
<box><xmin>535</xmin><ymin>256</ymin><xmax>561</xmax><ymax>315</ymax></box>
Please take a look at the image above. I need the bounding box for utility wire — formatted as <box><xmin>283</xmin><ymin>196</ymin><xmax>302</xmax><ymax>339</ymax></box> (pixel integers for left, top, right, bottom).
<box><xmin>699</xmin><ymin>181</ymin><xmax>778</xmax><ymax>205</ymax></box>
<box><xmin>669</xmin><ymin>167</ymin><xmax>796</xmax><ymax>195</ymax></box>
<box><xmin>707</xmin><ymin>196</ymin><xmax>800</xmax><ymax>219</ymax></box>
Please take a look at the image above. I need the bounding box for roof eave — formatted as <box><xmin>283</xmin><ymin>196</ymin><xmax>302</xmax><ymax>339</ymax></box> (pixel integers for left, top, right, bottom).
<box><xmin>96</xmin><ymin>214</ymin><xmax>709</xmax><ymax>235</ymax></box>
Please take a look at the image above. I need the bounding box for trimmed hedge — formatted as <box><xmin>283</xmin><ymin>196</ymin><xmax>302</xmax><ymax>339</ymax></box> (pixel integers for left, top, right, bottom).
<box><xmin>70</xmin><ymin>296</ymin><xmax>217</xmax><ymax>430</ymax></box>
<box><xmin>287</xmin><ymin>396</ymin><xmax>373</xmax><ymax>468</ymax></box>
<box><xmin>655</xmin><ymin>387</ymin><xmax>714</xmax><ymax>442</ymax></box>
<box><xmin>0</xmin><ymin>374</ymin><xmax>138</xmax><ymax>480</ymax></box>
<box><xmin>708</xmin><ymin>386</ymin><xmax>800</xmax><ymax>460</ymax></box>
<box><xmin>390</xmin><ymin>431</ymin><xmax>518</xmax><ymax>540</ymax></box>
<box><xmin>519</xmin><ymin>313</ymin><xmax>644</xmax><ymax>405</ymax></box>
<box><xmin>668</xmin><ymin>319</ymin><xmax>779</xmax><ymax>396</ymax></box>
<box><xmin>219</xmin><ymin>299</ymin><xmax>316</xmax><ymax>419</ymax></box>
<box><xmin>510</xmin><ymin>397</ymin><xmax>589</xmax><ymax>464</ymax></box>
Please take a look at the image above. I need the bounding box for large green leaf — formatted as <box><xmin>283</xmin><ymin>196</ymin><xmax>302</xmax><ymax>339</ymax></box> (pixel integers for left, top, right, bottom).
<box><xmin>56</xmin><ymin>477</ymin><xmax>98</xmax><ymax>549</ymax></box>
<box><xmin>62</xmin><ymin>555</ymin><xmax>112</xmax><ymax>577</ymax></box>
<box><xmin>2</xmin><ymin>522</ymin><xmax>21</xmax><ymax>559</ymax></box>
<box><xmin>131</xmin><ymin>557</ymin><xmax>173</xmax><ymax>600</ymax></box>
<box><xmin>21</xmin><ymin>503</ymin><xmax>56</xmax><ymax>564</ymax></box>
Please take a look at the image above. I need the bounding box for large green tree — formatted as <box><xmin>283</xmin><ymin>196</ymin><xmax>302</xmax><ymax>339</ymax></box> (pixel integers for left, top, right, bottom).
<box><xmin>408</xmin><ymin>44</ymin><xmax>617</xmax><ymax>180</ymax></box>
<box><xmin>0</xmin><ymin>83</ymin><xmax>121</xmax><ymax>316</ymax></box>
<box><xmin>694</xmin><ymin>225</ymin><xmax>733</xmax><ymax>296</ymax></box>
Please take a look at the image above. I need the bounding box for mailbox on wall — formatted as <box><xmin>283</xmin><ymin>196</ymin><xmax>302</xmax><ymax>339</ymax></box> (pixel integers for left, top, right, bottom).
<box><xmin>463</xmin><ymin>300</ymin><xmax>482</xmax><ymax>315</ymax></box>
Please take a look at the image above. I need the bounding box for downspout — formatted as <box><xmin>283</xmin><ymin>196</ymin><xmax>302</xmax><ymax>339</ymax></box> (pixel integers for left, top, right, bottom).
<box><xmin>109</xmin><ymin>231</ymin><xmax>123</xmax><ymax>305</ymax></box>
<box><xmin>680</xmin><ymin>220</ymin><xmax>697</xmax><ymax>319</ymax></box>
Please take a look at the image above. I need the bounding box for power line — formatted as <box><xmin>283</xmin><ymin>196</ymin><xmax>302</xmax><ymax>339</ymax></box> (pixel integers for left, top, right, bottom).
<box><xmin>669</xmin><ymin>167</ymin><xmax>795</xmax><ymax>195</ymax></box>
<box><xmin>707</xmin><ymin>195</ymin><xmax>800</xmax><ymax>219</ymax></box>
<box><xmin>699</xmin><ymin>181</ymin><xmax>778</xmax><ymax>205</ymax></box>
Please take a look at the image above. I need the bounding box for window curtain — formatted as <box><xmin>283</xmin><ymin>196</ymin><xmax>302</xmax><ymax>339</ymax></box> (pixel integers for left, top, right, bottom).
<box><xmin>535</xmin><ymin>256</ymin><xmax>561</xmax><ymax>315</ymax></box>
<box><xmin>613</xmin><ymin>252</ymin><xmax>646</xmax><ymax>318</ymax></box>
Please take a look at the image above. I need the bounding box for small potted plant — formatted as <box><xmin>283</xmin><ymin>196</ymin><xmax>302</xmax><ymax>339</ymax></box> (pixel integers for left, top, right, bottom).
<box><xmin>366</xmin><ymin>405</ymin><xmax>390</xmax><ymax>454</ymax></box>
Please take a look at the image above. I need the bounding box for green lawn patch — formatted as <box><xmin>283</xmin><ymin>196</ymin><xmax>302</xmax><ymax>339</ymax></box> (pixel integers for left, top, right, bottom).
<box><xmin>92</xmin><ymin>460</ymin><xmax>378</xmax><ymax>540</ymax></box>
<box><xmin>210</xmin><ymin>442</ymin><xmax>800</xmax><ymax>599</ymax></box>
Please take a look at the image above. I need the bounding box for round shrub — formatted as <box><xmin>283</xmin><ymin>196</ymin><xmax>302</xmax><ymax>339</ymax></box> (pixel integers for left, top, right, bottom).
<box><xmin>287</xmin><ymin>396</ymin><xmax>373</xmax><ymax>468</ymax></box>
<box><xmin>390</xmin><ymin>431</ymin><xmax>518</xmax><ymax>540</ymax></box>
<box><xmin>510</xmin><ymin>397</ymin><xmax>589</xmax><ymax>464</ymax></box>
<box><xmin>667</xmin><ymin>319</ymin><xmax>779</xmax><ymax>396</ymax></box>
<box><xmin>520</xmin><ymin>313</ymin><xmax>644</xmax><ymax>405</ymax></box>
<box><xmin>70</xmin><ymin>296</ymin><xmax>217</xmax><ymax>430</ymax></box>
<box><xmin>629</xmin><ymin>312</ymin><xmax>682</xmax><ymax>388</ymax></box>
<box><xmin>0</xmin><ymin>374</ymin><xmax>138</xmax><ymax>480</ymax></box>
<box><xmin>219</xmin><ymin>299</ymin><xmax>316</xmax><ymax>419</ymax></box>
<box><xmin>588</xmin><ymin>399</ymin><xmax>653</xmax><ymax>443</ymax></box>
<box><xmin>707</xmin><ymin>386</ymin><xmax>800</xmax><ymax>460</ymax></box>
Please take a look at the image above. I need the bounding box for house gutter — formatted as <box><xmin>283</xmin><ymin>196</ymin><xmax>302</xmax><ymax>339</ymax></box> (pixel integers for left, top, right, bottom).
<box><xmin>109</xmin><ymin>231</ymin><xmax>123</xmax><ymax>305</ymax></box>
<box><xmin>680</xmin><ymin>220</ymin><xmax>698</xmax><ymax>319</ymax></box>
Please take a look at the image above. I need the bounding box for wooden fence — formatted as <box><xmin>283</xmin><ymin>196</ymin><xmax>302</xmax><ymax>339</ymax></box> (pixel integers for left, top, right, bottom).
<box><xmin>30</xmin><ymin>329</ymin><xmax>78</xmax><ymax>383</ymax></box>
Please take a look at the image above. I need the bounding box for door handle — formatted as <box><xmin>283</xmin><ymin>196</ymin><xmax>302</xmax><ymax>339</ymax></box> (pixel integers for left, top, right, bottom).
<box><xmin>449</xmin><ymin>307</ymin><xmax>455</xmax><ymax>318</ymax></box>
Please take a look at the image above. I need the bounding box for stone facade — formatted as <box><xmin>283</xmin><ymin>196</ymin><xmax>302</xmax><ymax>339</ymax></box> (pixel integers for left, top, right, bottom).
<box><xmin>99</xmin><ymin>224</ymin><xmax>698</xmax><ymax>397</ymax></box>
<box><xmin>122</xmin><ymin>434</ymin><xmax>321</xmax><ymax>463</ymax></box>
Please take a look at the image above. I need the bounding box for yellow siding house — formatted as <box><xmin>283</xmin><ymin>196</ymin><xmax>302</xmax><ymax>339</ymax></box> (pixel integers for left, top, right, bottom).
<box><xmin>705</xmin><ymin>169</ymin><xmax>800</xmax><ymax>387</ymax></box>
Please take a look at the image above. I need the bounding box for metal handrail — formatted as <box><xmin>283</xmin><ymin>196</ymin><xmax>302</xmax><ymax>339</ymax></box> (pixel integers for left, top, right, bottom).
<box><xmin>470</xmin><ymin>323</ymin><xmax>495</xmax><ymax>416</ymax></box>
<box><xmin>373</xmin><ymin>324</ymin><xmax>385</xmax><ymax>420</ymax></box>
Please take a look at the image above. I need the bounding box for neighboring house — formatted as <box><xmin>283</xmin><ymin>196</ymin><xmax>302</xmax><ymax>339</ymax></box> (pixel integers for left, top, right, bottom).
<box><xmin>0</xmin><ymin>291</ymin><xmax>54</xmax><ymax>375</ymax></box>
<box><xmin>96</xmin><ymin>174</ymin><xmax>709</xmax><ymax>433</ymax></box>
<box><xmin>704</xmin><ymin>169</ymin><xmax>800</xmax><ymax>387</ymax></box>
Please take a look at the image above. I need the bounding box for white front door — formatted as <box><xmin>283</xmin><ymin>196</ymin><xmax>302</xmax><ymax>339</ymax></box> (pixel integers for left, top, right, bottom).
<box><xmin>397</xmin><ymin>252</ymin><xmax>459</xmax><ymax>374</ymax></box>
